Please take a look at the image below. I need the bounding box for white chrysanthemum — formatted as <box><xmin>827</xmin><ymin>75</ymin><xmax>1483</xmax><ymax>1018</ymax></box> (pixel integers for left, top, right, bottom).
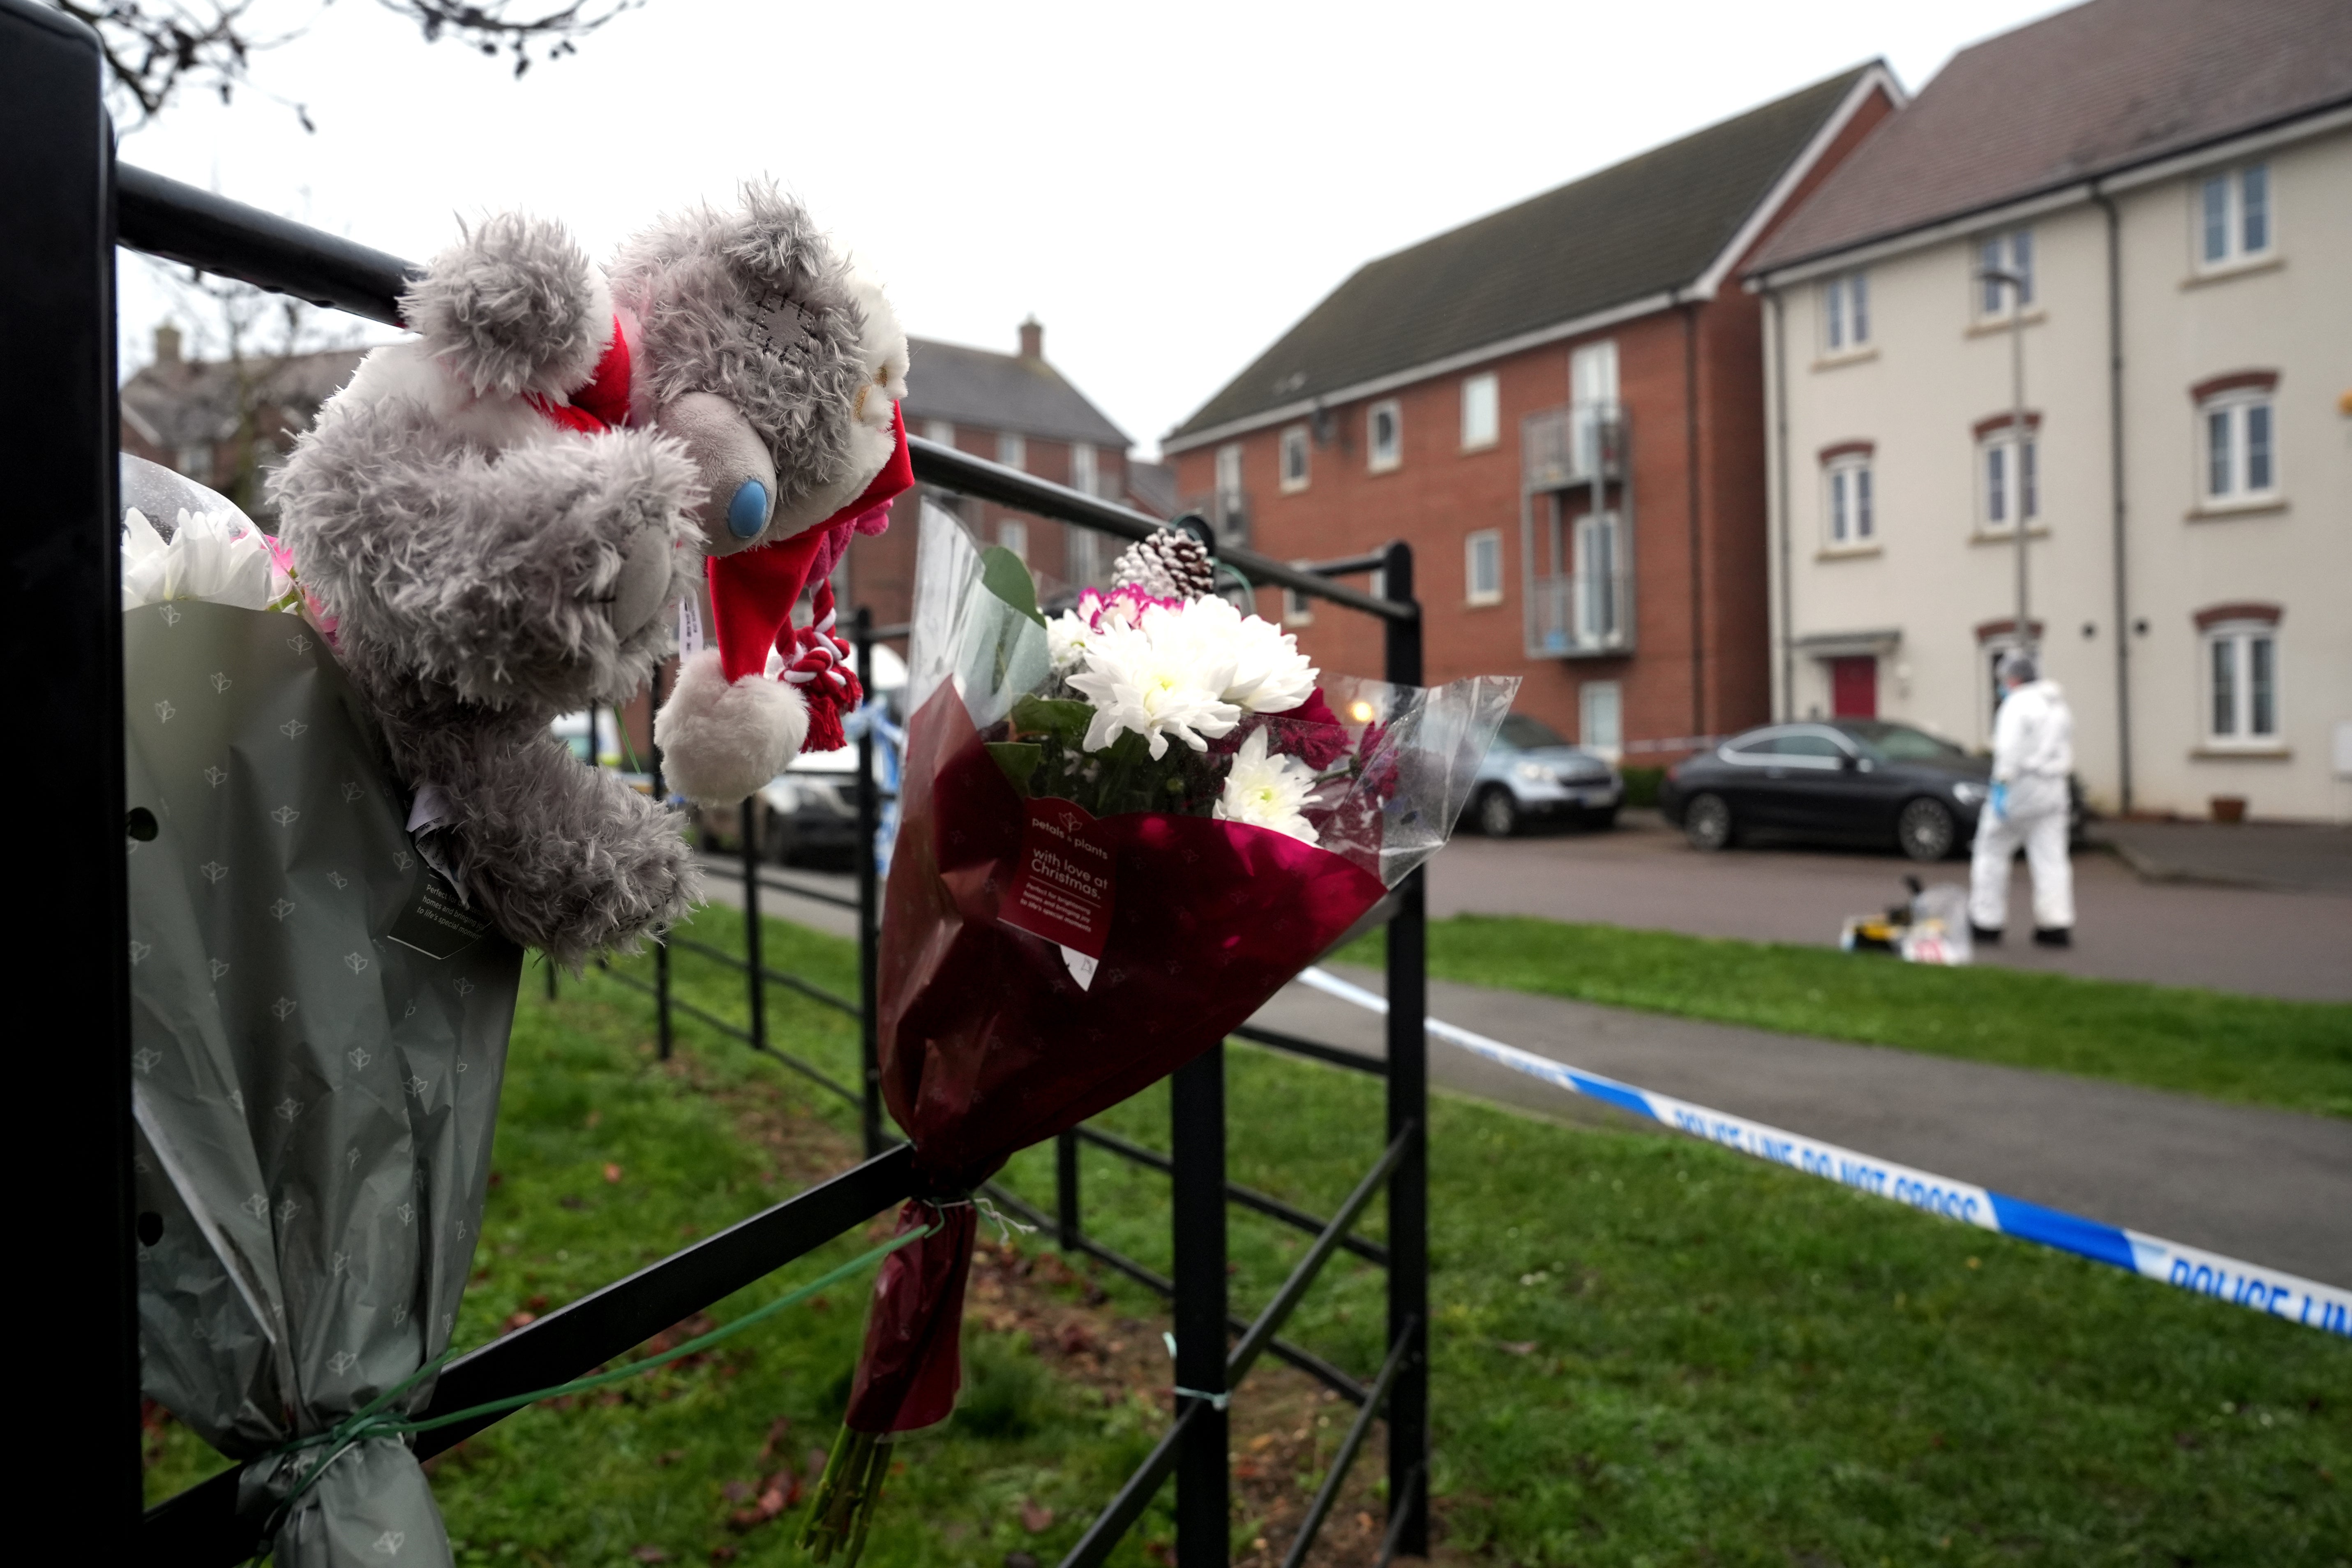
<box><xmin>1214</xmin><ymin>728</ymin><xmax>1321</xmax><ymax>844</ymax></box>
<box><xmin>122</xmin><ymin>506</ymin><xmax>277</xmax><ymax>611</ymax></box>
<box><xmin>1046</xmin><ymin>609</ymin><xmax>1092</xmax><ymax>673</ymax></box>
<box><xmin>1159</xmin><ymin>596</ymin><xmax>1318</xmax><ymax>714</ymax></box>
<box><xmin>1065</xmin><ymin>616</ymin><xmax>1242</xmax><ymax>759</ymax></box>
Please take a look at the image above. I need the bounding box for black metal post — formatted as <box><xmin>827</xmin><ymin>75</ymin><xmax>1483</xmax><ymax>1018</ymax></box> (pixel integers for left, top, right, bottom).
<box><xmin>1380</xmin><ymin>539</ymin><xmax>1430</xmax><ymax>1558</ymax></box>
<box><xmin>649</xmin><ymin>664</ymin><xmax>673</xmax><ymax>1061</ymax></box>
<box><xmin>9</xmin><ymin>1</ymin><xmax>134</xmax><ymax>1547</ymax></box>
<box><xmin>741</xmin><ymin>800</ymin><xmax>767</xmax><ymax>1052</ymax></box>
<box><xmin>1055</xmin><ymin>1132</ymin><xmax>1083</xmax><ymax>1252</ymax></box>
<box><xmin>1171</xmin><ymin>1045</ymin><xmax>1230</xmax><ymax>1568</ymax></box>
<box><xmin>853</xmin><ymin>607</ymin><xmax>884</xmax><ymax>1155</ymax></box>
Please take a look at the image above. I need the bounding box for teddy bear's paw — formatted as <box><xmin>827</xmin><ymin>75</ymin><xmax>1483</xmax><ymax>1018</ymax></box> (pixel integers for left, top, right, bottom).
<box><xmin>655</xmin><ymin>648</ymin><xmax>809</xmax><ymax>804</ymax></box>
<box><xmin>402</xmin><ymin>212</ymin><xmax>612</xmax><ymax>400</ymax></box>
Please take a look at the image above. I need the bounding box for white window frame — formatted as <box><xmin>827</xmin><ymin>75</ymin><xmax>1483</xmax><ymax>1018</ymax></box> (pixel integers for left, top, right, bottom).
<box><xmin>1821</xmin><ymin>270</ymin><xmax>1871</xmax><ymax>354</ymax></box>
<box><xmin>996</xmin><ymin>432</ymin><xmax>1026</xmax><ymax>471</ymax></box>
<box><xmin>1281</xmin><ymin>559</ymin><xmax>1315</xmax><ymax>626</ymax></box>
<box><xmin>2195</xmin><ymin>162</ymin><xmax>2274</xmax><ymax>271</ymax></box>
<box><xmin>1069</xmin><ymin>441</ymin><xmax>1098</xmax><ymax>498</ymax></box>
<box><xmin>1065</xmin><ymin>523</ymin><xmax>1099</xmax><ymax>587</ymax></box>
<box><xmin>1822</xmin><ymin>451</ymin><xmax>1875</xmax><ymax>549</ymax></box>
<box><xmin>2202</xmin><ymin>620</ymin><xmax>2280</xmax><ymax>747</ymax></box>
<box><xmin>1279</xmin><ymin>425</ymin><xmax>1310</xmax><ymax>493</ymax></box>
<box><xmin>2198</xmin><ymin>388</ymin><xmax>2279</xmax><ymax>504</ymax></box>
<box><xmin>1464</xmin><ymin>529</ymin><xmax>1503</xmax><ymax>606</ymax></box>
<box><xmin>995</xmin><ymin>517</ymin><xmax>1027</xmax><ymax>561</ymax></box>
<box><xmin>1367</xmin><ymin>399</ymin><xmax>1402</xmax><ymax>473</ymax></box>
<box><xmin>1976</xmin><ymin>425</ymin><xmax>2039</xmax><ymax>534</ymax></box>
<box><xmin>1974</xmin><ymin>229</ymin><xmax>2035</xmax><ymax>319</ymax></box>
<box><xmin>1578</xmin><ymin>681</ymin><xmax>1623</xmax><ymax>762</ymax></box>
<box><xmin>1459</xmin><ymin>372</ymin><xmax>1500</xmax><ymax>450</ymax></box>
<box><xmin>923</xmin><ymin>418</ymin><xmax>956</xmax><ymax>447</ymax></box>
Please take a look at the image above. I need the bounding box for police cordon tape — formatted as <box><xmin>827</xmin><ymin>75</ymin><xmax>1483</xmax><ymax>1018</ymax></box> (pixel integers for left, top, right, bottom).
<box><xmin>1295</xmin><ymin>967</ymin><xmax>2351</xmax><ymax>1338</ymax></box>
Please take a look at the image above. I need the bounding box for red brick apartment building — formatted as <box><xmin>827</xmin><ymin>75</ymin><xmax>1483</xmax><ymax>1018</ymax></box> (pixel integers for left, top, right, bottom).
<box><xmin>846</xmin><ymin>320</ymin><xmax>1173</xmax><ymax>625</ymax></box>
<box><xmin>1164</xmin><ymin>67</ymin><xmax>1898</xmax><ymax>762</ymax></box>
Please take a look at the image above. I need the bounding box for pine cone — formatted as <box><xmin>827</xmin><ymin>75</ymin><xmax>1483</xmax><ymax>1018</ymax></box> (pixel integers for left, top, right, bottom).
<box><xmin>1110</xmin><ymin>526</ymin><xmax>1216</xmax><ymax>600</ymax></box>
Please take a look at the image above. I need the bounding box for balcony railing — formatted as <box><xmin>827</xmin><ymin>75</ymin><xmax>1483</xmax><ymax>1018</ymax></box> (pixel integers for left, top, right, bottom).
<box><xmin>1522</xmin><ymin>403</ymin><xmax>1625</xmax><ymax>490</ymax></box>
<box><xmin>1530</xmin><ymin>571</ymin><xmax>1633</xmax><ymax>656</ymax></box>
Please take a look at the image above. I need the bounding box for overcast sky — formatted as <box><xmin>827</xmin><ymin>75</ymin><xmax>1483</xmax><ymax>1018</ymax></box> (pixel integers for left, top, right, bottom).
<box><xmin>117</xmin><ymin>0</ymin><xmax>2073</xmax><ymax>458</ymax></box>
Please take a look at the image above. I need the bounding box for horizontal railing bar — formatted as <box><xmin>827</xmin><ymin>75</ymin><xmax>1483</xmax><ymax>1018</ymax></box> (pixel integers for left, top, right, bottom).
<box><xmin>1228</xmin><ymin>1124</ymin><xmax>1413</xmax><ymax>1389</ymax></box>
<box><xmin>1052</xmin><ymin>1231</ymin><xmax>1368</xmax><ymax>1406</ymax></box>
<box><xmin>653</xmin><ymin>990</ymin><xmax>862</xmax><ymax>1106</ymax></box>
<box><xmin>856</xmin><ymin>622</ymin><xmax>913</xmax><ymax>642</ymax></box>
<box><xmin>117</xmin><ymin>164</ymin><xmax>412</xmax><ymax>326</ymax></box>
<box><xmin>143</xmin><ymin>1145</ymin><xmax>917</xmax><ymax>1563</ymax></box>
<box><xmin>744</xmin><ymin>871</ymin><xmax>861</xmax><ymax>912</ymax></box>
<box><xmin>908</xmin><ymin>438</ymin><xmax>1411</xmax><ymax>621</ymax></box>
<box><xmin>1230</xmin><ymin>1023</ymin><xmax>1387</xmax><ymax>1077</ymax></box>
<box><xmin>1299</xmin><ymin>551</ymin><xmax>1392</xmax><ymax>579</ymax></box>
<box><xmin>1057</xmin><ymin>1404</ymin><xmax>1198</xmax><ymax>1568</ymax></box>
<box><xmin>1069</xmin><ymin>1127</ymin><xmax>1387</xmax><ymax>1267</ymax></box>
<box><xmin>1373</xmin><ymin>1464</ymin><xmax>1427</xmax><ymax>1568</ymax></box>
<box><xmin>1279</xmin><ymin>1316</ymin><xmax>1416</xmax><ymax>1568</ymax></box>
<box><xmin>666</xmin><ymin>936</ymin><xmax>861</xmax><ymax>1018</ymax></box>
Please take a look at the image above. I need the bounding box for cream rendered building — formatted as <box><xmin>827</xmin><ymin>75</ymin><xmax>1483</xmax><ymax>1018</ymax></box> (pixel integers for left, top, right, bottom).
<box><xmin>1751</xmin><ymin>0</ymin><xmax>2351</xmax><ymax>822</ymax></box>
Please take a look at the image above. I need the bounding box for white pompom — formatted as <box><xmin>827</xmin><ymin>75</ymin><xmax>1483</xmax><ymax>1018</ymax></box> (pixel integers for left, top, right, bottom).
<box><xmin>655</xmin><ymin>648</ymin><xmax>808</xmax><ymax>805</ymax></box>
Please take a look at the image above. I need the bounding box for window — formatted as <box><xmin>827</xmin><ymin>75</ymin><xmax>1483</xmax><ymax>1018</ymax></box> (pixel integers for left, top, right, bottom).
<box><xmin>1977</xmin><ymin>420</ymin><xmax>2039</xmax><ymax>532</ymax></box>
<box><xmin>1570</xmin><ymin>339</ymin><xmax>1618</xmax><ymax>476</ymax></box>
<box><xmin>996</xmin><ymin>517</ymin><xmax>1027</xmax><ymax>561</ymax></box>
<box><xmin>1279</xmin><ymin>425</ymin><xmax>1310</xmax><ymax>492</ymax></box>
<box><xmin>1460</xmin><ymin>372</ymin><xmax>1499</xmax><ymax>449</ymax></box>
<box><xmin>1281</xmin><ymin>561</ymin><xmax>1314</xmax><ymax>626</ymax></box>
<box><xmin>923</xmin><ymin>419</ymin><xmax>956</xmax><ymax>447</ymax></box>
<box><xmin>1066</xmin><ymin>524</ymin><xmax>1099</xmax><ymax>587</ymax></box>
<box><xmin>1465</xmin><ymin>529</ymin><xmax>1503</xmax><ymax>606</ymax></box>
<box><xmin>1975</xmin><ymin>229</ymin><xmax>2034</xmax><ymax>316</ymax></box>
<box><xmin>2198</xmin><ymin>383</ymin><xmax>2278</xmax><ymax>502</ymax></box>
<box><xmin>1069</xmin><ymin>442</ymin><xmax>1097</xmax><ymax>498</ymax></box>
<box><xmin>996</xmin><ymin>432</ymin><xmax>1026</xmax><ymax>471</ymax></box>
<box><xmin>1821</xmin><ymin>446</ymin><xmax>1875</xmax><ymax>547</ymax></box>
<box><xmin>1822</xmin><ymin>270</ymin><xmax>1871</xmax><ymax>352</ymax></box>
<box><xmin>176</xmin><ymin>443</ymin><xmax>211</xmax><ymax>480</ymax></box>
<box><xmin>1368</xmin><ymin>400</ymin><xmax>1401</xmax><ymax>473</ymax></box>
<box><xmin>2198</xmin><ymin>163</ymin><xmax>2272</xmax><ymax>268</ymax></box>
<box><xmin>2204</xmin><ymin>622</ymin><xmax>2279</xmax><ymax>745</ymax></box>
<box><xmin>1579</xmin><ymin>681</ymin><xmax>1622</xmax><ymax>760</ymax></box>
<box><xmin>1215</xmin><ymin>441</ymin><xmax>1244</xmax><ymax>509</ymax></box>
<box><xmin>1572</xmin><ymin>511</ymin><xmax>1622</xmax><ymax>646</ymax></box>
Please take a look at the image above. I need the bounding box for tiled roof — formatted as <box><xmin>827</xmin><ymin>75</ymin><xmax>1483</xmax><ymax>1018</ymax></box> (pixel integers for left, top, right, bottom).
<box><xmin>1167</xmin><ymin>66</ymin><xmax>1876</xmax><ymax>444</ymax></box>
<box><xmin>1750</xmin><ymin>0</ymin><xmax>2352</xmax><ymax>275</ymax></box>
<box><xmin>903</xmin><ymin>337</ymin><xmax>1129</xmax><ymax>448</ymax></box>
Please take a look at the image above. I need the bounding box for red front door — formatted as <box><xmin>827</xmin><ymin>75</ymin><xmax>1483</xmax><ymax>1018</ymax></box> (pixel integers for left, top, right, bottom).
<box><xmin>1830</xmin><ymin>656</ymin><xmax>1878</xmax><ymax>718</ymax></box>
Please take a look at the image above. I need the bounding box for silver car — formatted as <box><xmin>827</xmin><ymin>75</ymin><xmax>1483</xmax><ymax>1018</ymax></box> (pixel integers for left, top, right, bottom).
<box><xmin>1468</xmin><ymin>714</ymin><xmax>1623</xmax><ymax>836</ymax></box>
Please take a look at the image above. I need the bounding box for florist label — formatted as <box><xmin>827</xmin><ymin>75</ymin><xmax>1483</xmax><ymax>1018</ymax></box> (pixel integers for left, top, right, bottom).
<box><xmin>1000</xmin><ymin>798</ymin><xmax>1115</xmax><ymax>959</ymax></box>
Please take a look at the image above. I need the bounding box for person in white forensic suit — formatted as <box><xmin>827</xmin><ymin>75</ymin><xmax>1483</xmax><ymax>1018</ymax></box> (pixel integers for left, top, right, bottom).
<box><xmin>1969</xmin><ymin>651</ymin><xmax>2075</xmax><ymax>947</ymax></box>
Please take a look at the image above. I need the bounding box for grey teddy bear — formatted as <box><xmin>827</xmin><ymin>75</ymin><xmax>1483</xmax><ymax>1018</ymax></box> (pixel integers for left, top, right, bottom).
<box><xmin>271</xmin><ymin>185</ymin><xmax>909</xmax><ymax>965</ymax></box>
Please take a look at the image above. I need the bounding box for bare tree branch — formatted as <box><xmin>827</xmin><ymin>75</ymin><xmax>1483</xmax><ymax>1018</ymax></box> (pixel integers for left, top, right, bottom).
<box><xmin>55</xmin><ymin>0</ymin><xmax>640</xmax><ymax>130</ymax></box>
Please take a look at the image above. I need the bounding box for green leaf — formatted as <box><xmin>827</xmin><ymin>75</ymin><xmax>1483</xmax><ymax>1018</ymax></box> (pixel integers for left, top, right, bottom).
<box><xmin>985</xmin><ymin>742</ymin><xmax>1041</xmax><ymax>796</ymax></box>
<box><xmin>980</xmin><ymin>546</ymin><xmax>1047</xmax><ymax>627</ymax></box>
<box><xmin>1009</xmin><ymin>695</ymin><xmax>1093</xmax><ymax>742</ymax></box>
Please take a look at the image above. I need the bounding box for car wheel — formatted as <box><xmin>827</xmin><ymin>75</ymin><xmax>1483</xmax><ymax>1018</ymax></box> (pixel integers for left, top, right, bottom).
<box><xmin>1897</xmin><ymin>797</ymin><xmax>1957</xmax><ymax>862</ymax></box>
<box><xmin>1477</xmin><ymin>787</ymin><xmax>1521</xmax><ymax>838</ymax></box>
<box><xmin>1684</xmin><ymin>792</ymin><xmax>1733</xmax><ymax>852</ymax></box>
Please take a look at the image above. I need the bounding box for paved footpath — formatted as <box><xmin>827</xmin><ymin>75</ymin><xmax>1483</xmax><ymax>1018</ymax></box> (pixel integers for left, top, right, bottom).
<box><xmin>1248</xmin><ymin>966</ymin><xmax>2352</xmax><ymax>1290</ymax></box>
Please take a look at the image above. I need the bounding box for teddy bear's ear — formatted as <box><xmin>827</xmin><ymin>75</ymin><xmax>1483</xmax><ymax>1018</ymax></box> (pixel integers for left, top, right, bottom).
<box><xmin>402</xmin><ymin>213</ymin><xmax>613</xmax><ymax>400</ymax></box>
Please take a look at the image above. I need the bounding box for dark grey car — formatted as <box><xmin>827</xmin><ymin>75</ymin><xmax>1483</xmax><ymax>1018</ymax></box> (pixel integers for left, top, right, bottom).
<box><xmin>1658</xmin><ymin>720</ymin><xmax>1991</xmax><ymax>861</ymax></box>
<box><xmin>1468</xmin><ymin>714</ymin><xmax>1625</xmax><ymax>837</ymax></box>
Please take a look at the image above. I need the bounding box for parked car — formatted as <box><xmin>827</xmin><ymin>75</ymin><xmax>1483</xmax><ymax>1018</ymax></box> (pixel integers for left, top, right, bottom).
<box><xmin>1468</xmin><ymin>714</ymin><xmax>1623</xmax><ymax>836</ymax></box>
<box><xmin>693</xmin><ymin>644</ymin><xmax>909</xmax><ymax>867</ymax></box>
<box><xmin>1658</xmin><ymin>720</ymin><xmax>1993</xmax><ymax>861</ymax></box>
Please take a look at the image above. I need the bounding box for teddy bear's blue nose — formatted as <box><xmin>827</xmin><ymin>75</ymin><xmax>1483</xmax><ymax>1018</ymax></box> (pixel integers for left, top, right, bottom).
<box><xmin>726</xmin><ymin>478</ymin><xmax>769</xmax><ymax>540</ymax></box>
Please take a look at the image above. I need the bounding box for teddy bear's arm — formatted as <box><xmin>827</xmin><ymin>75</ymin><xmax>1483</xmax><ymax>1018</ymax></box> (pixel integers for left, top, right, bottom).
<box><xmin>440</xmin><ymin>727</ymin><xmax>702</xmax><ymax>966</ymax></box>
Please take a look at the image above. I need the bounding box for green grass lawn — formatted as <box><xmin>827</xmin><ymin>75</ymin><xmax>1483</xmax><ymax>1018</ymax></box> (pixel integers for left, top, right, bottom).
<box><xmin>1338</xmin><ymin>914</ymin><xmax>2352</xmax><ymax>1118</ymax></box>
<box><xmin>144</xmin><ymin>906</ymin><xmax>2351</xmax><ymax>1566</ymax></box>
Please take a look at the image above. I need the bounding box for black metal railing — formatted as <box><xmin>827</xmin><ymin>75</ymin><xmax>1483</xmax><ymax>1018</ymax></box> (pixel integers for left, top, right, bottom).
<box><xmin>59</xmin><ymin>101</ymin><xmax>1434</xmax><ymax>1566</ymax></box>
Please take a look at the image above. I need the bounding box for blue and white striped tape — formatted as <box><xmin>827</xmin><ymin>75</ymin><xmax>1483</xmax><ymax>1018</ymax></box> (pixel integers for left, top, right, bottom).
<box><xmin>1295</xmin><ymin>968</ymin><xmax>2351</xmax><ymax>1338</ymax></box>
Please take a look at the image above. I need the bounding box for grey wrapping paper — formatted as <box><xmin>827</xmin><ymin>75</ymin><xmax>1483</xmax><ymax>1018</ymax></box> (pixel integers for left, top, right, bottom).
<box><xmin>127</xmin><ymin>598</ymin><xmax>521</xmax><ymax>1566</ymax></box>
